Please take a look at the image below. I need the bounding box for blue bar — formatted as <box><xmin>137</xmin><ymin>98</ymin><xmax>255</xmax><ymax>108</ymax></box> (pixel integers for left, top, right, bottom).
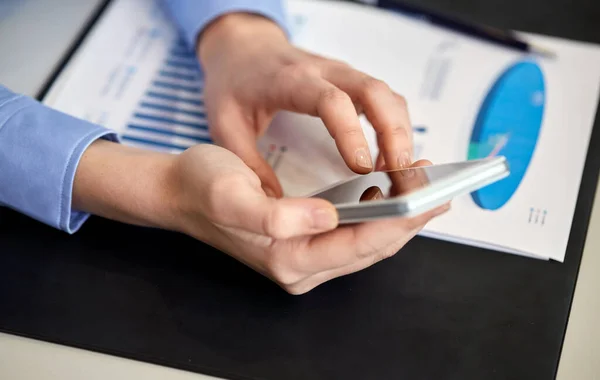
<box><xmin>127</xmin><ymin>124</ymin><xmax>211</xmax><ymax>143</ymax></box>
<box><xmin>174</xmin><ymin>38</ymin><xmax>187</xmax><ymax>48</ymax></box>
<box><xmin>165</xmin><ymin>60</ymin><xmax>199</xmax><ymax>71</ymax></box>
<box><xmin>140</xmin><ymin>102</ymin><xmax>206</xmax><ymax>119</ymax></box>
<box><xmin>133</xmin><ymin>113</ymin><xmax>208</xmax><ymax>130</ymax></box>
<box><xmin>169</xmin><ymin>49</ymin><xmax>196</xmax><ymax>59</ymax></box>
<box><xmin>122</xmin><ymin>135</ymin><xmax>192</xmax><ymax>151</ymax></box>
<box><xmin>152</xmin><ymin>81</ymin><xmax>202</xmax><ymax>93</ymax></box>
<box><xmin>413</xmin><ymin>126</ymin><xmax>427</xmax><ymax>133</ymax></box>
<box><xmin>146</xmin><ymin>91</ymin><xmax>203</xmax><ymax>106</ymax></box>
<box><xmin>159</xmin><ymin>70</ymin><xmax>199</xmax><ymax>82</ymax></box>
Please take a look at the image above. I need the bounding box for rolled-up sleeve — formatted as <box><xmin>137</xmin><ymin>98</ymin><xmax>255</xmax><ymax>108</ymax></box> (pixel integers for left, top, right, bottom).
<box><xmin>0</xmin><ymin>85</ymin><xmax>118</xmax><ymax>233</ymax></box>
<box><xmin>161</xmin><ymin>0</ymin><xmax>289</xmax><ymax>49</ymax></box>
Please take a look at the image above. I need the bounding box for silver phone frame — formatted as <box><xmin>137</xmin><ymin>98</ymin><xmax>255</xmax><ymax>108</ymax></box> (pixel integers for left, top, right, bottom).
<box><xmin>311</xmin><ymin>156</ymin><xmax>510</xmax><ymax>223</ymax></box>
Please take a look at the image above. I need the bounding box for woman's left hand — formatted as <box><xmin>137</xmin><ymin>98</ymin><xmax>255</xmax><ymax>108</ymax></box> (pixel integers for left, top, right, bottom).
<box><xmin>197</xmin><ymin>13</ymin><xmax>414</xmax><ymax>197</ymax></box>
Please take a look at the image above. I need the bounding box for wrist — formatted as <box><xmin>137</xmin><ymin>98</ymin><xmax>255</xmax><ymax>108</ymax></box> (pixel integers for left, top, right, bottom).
<box><xmin>72</xmin><ymin>140</ymin><xmax>183</xmax><ymax>233</ymax></box>
<box><xmin>197</xmin><ymin>12</ymin><xmax>288</xmax><ymax>69</ymax></box>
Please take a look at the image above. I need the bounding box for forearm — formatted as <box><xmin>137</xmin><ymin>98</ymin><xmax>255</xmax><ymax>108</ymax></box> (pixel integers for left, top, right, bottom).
<box><xmin>0</xmin><ymin>85</ymin><xmax>116</xmax><ymax>232</ymax></box>
<box><xmin>72</xmin><ymin>140</ymin><xmax>182</xmax><ymax>232</ymax></box>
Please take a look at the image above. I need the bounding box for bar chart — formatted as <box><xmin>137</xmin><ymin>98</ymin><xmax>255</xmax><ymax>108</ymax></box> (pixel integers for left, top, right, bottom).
<box><xmin>121</xmin><ymin>38</ymin><xmax>212</xmax><ymax>153</ymax></box>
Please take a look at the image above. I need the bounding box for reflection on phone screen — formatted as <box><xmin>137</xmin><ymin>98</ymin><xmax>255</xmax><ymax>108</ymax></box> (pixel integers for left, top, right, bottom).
<box><xmin>359</xmin><ymin>186</ymin><xmax>384</xmax><ymax>202</ymax></box>
<box><xmin>314</xmin><ymin>166</ymin><xmax>432</xmax><ymax>205</ymax></box>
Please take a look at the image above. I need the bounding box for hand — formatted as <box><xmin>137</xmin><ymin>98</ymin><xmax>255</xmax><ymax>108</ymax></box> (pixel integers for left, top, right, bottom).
<box><xmin>173</xmin><ymin>145</ymin><xmax>447</xmax><ymax>294</ymax></box>
<box><xmin>197</xmin><ymin>13</ymin><xmax>413</xmax><ymax>197</ymax></box>
<box><xmin>73</xmin><ymin>141</ymin><xmax>447</xmax><ymax>295</ymax></box>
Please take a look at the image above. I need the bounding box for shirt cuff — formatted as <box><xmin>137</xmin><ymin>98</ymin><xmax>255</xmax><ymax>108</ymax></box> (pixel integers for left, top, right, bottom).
<box><xmin>161</xmin><ymin>0</ymin><xmax>290</xmax><ymax>50</ymax></box>
<box><xmin>0</xmin><ymin>91</ymin><xmax>118</xmax><ymax>234</ymax></box>
<box><xmin>61</xmin><ymin>129</ymin><xmax>119</xmax><ymax>234</ymax></box>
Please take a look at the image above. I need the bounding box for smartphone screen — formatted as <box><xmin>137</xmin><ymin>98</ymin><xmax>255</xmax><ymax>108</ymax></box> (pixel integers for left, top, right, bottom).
<box><xmin>311</xmin><ymin>159</ymin><xmax>499</xmax><ymax>205</ymax></box>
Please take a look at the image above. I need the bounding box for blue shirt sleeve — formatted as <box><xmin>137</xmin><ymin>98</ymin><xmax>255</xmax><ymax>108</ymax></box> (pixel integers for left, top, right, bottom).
<box><xmin>0</xmin><ymin>85</ymin><xmax>118</xmax><ymax>233</ymax></box>
<box><xmin>161</xmin><ymin>0</ymin><xmax>289</xmax><ymax>49</ymax></box>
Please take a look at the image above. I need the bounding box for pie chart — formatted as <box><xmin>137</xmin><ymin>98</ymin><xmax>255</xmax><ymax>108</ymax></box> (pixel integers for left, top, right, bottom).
<box><xmin>467</xmin><ymin>60</ymin><xmax>545</xmax><ymax>210</ymax></box>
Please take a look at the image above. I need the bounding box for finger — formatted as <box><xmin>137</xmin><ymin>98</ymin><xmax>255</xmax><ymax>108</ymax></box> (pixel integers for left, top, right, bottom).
<box><xmin>283</xmin><ymin>237</ymin><xmax>403</xmax><ymax>294</ymax></box>
<box><xmin>269</xmin><ymin>71</ymin><xmax>373</xmax><ymax>174</ymax></box>
<box><xmin>324</xmin><ymin>65</ymin><xmax>413</xmax><ymax>170</ymax></box>
<box><xmin>297</xmin><ymin>238</ymin><xmax>406</xmax><ymax>293</ymax></box>
<box><xmin>210</xmin><ymin>175</ymin><xmax>339</xmax><ymax>239</ymax></box>
<box><xmin>326</xmin><ymin>202</ymin><xmax>439</xmax><ymax>281</ymax></box>
<box><xmin>210</xmin><ymin>103</ymin><xmax>283</xmax><ymax>197</ymax></box>
<box><xmin>388</xmin><ymin>159</ymin><xmax>432</xmax><ymax>196</ymax></box>
<box><xmin>375</xmin><ymin>136</ymin><xmax>386</xmax><ymax>170</ymax></box>
<box><xmin>412</xmin><ymin>159</ymin><xmax>432</xmax><ymax>167</ymax></box>
<box><xmin>359</xmin><ymin>186</ymin><xmax>384</xmax><ymax>202</ymax></box>
<box><xmin>301</xmin><ymin>202</ymin><xmax>450</xmax><ymax>273</ymax></box>
<box><xmin>375</xmin><ymin>152</ymin><xmax>386</xmax><ymax>171</ymax></box>
<box><xmin>299</xmin><ymin>204</ymin><xmax>450</xmax><ymax>293</ymax></box>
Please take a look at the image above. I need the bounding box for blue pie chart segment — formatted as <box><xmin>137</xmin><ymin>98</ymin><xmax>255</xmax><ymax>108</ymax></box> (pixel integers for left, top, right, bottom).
<box><xmin>467</xmin><ymin>60</ymin><xmax>545</xmax><ymax>210</ymax></box>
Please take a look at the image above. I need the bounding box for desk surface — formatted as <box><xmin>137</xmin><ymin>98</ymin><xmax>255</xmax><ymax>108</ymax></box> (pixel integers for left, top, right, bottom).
<box><xmin>0</xmin><ymin>183</ymin><xmax>598</xmax><ymax>380</ymax></box>
<box><xmin>0</xmin><ymin>0</ymin><xmax>599</xmax><ymax>379</ymax></box>
<box><xmin>0</xmin><ymin>0</ymin><xmax>105</xmax><ymax>97</ymax></box>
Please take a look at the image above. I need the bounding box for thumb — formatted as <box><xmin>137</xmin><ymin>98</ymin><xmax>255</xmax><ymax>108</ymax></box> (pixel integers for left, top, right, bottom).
<box><xmin>216</xmin><ymin>180</ymin><xmax>339</xmax><ymax>239</ymax></box>
<box><xmin>210</xmin><ymin>105</ymin><xmax>283</xmax><ymax>198</ymax></box>
<box><xmin>256</xmin><ymin>197</ymin><xmax>339</xmax><ymax>239</ymax></box>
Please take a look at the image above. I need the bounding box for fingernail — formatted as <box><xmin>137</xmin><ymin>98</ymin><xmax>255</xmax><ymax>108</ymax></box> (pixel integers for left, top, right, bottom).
<box><xmin>311</xmin><ymin>208</ymin><xmax>338</xmax><ymax>230</ymax></box>
<box><xmin>355</xmin><ymin>147</ymin><xmax>373</xmax><ymax>170</ymax></box>
<box><xmin>397</xmin><ymin>151</ymin><xmax>412</xmax><ymax>168</ymax></box>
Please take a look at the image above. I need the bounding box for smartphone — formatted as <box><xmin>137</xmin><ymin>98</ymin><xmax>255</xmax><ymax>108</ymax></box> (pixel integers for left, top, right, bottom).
<box><xmin>310</xmin><ymin>156</ymin><xmax>509</xmax><ymax>223</ymax></box>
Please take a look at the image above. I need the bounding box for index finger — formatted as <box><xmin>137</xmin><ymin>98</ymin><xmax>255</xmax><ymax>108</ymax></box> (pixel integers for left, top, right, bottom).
<box><xmin>268</xmin><ymin>68</ymin><xmax>374</xmax><ymax>174</ymax></box>
<box><xmin>324</xmin><ymin>64</ymin><xmax>413</xmax><ymax>170</ymax></box>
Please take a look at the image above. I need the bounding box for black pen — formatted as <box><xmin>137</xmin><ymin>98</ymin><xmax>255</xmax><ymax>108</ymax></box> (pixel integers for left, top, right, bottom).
<box><xmin>357</xmin><ymin>0</ymin><xmax>555</xmax><ymax>57</ymax></box>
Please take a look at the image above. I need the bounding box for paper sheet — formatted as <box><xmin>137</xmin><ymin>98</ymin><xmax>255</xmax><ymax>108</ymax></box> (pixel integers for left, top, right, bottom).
<box><xmin>43</xmin><ymin>0</ymin><xmax>600</xmax><ymax>261</ymax></box>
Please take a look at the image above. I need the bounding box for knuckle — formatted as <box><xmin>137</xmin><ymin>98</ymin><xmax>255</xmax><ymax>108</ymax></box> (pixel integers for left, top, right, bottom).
<box><xmin>356</xmin><ymin>250</ymin><xmax>372</xmax><ymax>261</ymax></box>
<box><xmin>319</xmin><ymin>87</ymin><xmax>350</xmax><ymax>106</ymax></box>
<box><xmin>356</xmin><ymin>240</ymin><xmax>379</xmax><ymax>260</ymax></box>
<box><xmin>262</xmin><ymin>205</ymin><xmax>287</xmax><ymax>239</ymax></box>
<box><xmin>395</xmin><ymin>94</ymin><xmax>408</xmax><ymax>108</ymax></box>
<box><xmin>362</xmin><ymin>78</ymin><xmax>390</xmax><ymax>96</ymax></box>
<box><xmin>371</xmin><ymin>245</ymin><xmax>400</xmax><ymax>266</ymax></box>
<box><xmin>282</xmin><ymin>282</ymin><xmax>314</xmax><ymax>295</ymax></box>
<box><xmin>265</xmin><ymin>256</ymin><xmax>303</xmax><ymax>288</ymax></box>
<box><xmin>371</xmin><ymin>252</ymin><xmax>387</xmax><ymax>266</ymax></box>
<box><xmin>382</xmin><ymin>246</ymin><xmax>399</xmax><ymax>259</ymax></box>
<box><xmin>261</xmin><ymin>202</ymin><xmax>307</xmax><ymax>240</ymax></box>
<box><xmin>328</xmin><ymin>58</ymin><xmax>351</xmax><ymax>68</ymax></box>
<box><xmin>406</xmin><ymin>216</ymin><xmax>426</xmax><ymax>231</ymax></box>
<box><xmin>380</xmin><ymin>125</ymin><xmax>408</xmax><ymax>138</ymax></box>
<box><xmin>274</xmin><ymin>62</ymin><xmax>323</xmax><ymax>111</ymax></box>
<box><xmin>333</xmin><ymin>127</ymin><xmax>362</xmax><ymax>140</ymax></box>
<box><xmin>279</xmin><ymin>62</ymin><xmax>321</xmax><ymax>81</ymax></box>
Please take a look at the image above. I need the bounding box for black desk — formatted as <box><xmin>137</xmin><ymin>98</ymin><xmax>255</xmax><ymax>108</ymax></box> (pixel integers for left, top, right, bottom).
<box><xmin>1</xmin><ymin>0</ymin><xmax>599</xmax><ymax>379</ymax></box>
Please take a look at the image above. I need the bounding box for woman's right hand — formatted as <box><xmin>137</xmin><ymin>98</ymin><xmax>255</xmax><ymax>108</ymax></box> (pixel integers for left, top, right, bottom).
<box><xmin>173</xmin><ymin>145</ymin><xmax>448</xmax><ymax>294</ymax></box>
